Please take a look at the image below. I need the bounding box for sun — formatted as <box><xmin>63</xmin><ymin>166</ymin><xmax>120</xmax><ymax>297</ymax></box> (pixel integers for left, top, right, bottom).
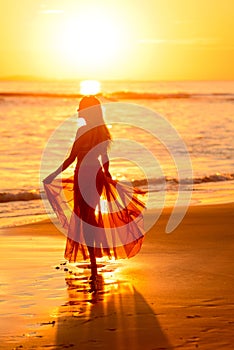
<box><xmin>33</xmin><ymin>4</ymin><xmax>131</xmax><ymax>78</ymax></box>
<box><xmin>51</xmin><ymin>8</ymin><xmax>124</xmax><ymax>72</ymax></box>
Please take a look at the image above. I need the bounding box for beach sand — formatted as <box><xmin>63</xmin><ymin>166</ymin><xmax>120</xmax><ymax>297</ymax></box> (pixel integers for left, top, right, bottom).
<box><xmin>0</xmin><ymin>203</ymin><xmax>234</xmax><ymax>349</ymax></box>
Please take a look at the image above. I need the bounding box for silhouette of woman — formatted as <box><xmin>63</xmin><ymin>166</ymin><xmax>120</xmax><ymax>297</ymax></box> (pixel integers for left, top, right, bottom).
<box><xmin>43</xmin><ymin>96</ymin><xmax>146</xmax><ymax>288</ymax></box>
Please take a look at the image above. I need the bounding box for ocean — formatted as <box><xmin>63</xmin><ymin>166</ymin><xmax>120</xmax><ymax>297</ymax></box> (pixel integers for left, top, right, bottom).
<box><xmin>0</xmin><ymin>80</ymin><xmax>234</xmax><ymax>228</ymax></box>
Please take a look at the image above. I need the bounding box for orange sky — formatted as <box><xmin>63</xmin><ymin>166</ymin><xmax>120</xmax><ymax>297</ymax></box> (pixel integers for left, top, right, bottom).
<box><xmin>1</xmin><ymin>0</ymin><xmax>234</xmax><ymax>80</ymax></box>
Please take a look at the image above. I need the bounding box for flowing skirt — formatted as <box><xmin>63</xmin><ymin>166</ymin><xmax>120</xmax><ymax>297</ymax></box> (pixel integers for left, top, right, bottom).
<box><xmin>44</xmin><ymin>163</ymin><xmax>146</xmax><ymax>262</ymax></box>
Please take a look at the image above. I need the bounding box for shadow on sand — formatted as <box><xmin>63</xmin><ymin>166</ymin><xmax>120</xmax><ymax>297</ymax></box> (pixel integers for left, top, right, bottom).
<box><xmin>55</xmin><ymin>262</ymin><xmax>172</xmax><ymax>350</ymax></box>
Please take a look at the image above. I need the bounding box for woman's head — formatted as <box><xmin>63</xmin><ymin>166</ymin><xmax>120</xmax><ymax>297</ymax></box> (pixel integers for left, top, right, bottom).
<box><xmin>78</xmin><ymin>96</ymin><xmax>103</xmax><ymax>126</ymax></box>
<box><xmin>78</xmin><ymin>96</ymin><xmax>101</xmax><ymax>112</ymax></box>
<box><xmin>77</xmin><ymin>95</ymin><xmax>112</xmax><ymax>142</ymax></box>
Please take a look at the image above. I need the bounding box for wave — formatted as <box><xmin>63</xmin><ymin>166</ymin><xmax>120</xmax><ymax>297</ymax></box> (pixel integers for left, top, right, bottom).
<box><xmin>132</xmin><ymin>172</ymin><xmax>234</xmax><ymax>187</ymax></box>
<box><xmin>0</xmin><ymin>91</ymin><xmax>83</xmax><ymax>99</ymax></box>
<box><xmin>106</xmin><ymin>91</ymin><xmax>192</xmax><ymax>100</ymax></box>
<box><xmin>0</xmin><ymin>190</ymin><xmax>41</xmax><ymax>203</ymax></box>
<box><xmin>1</xmin><ymin>172</ymin><xmax>234</xmax><ymax>203</ymax></box>
<box><xmin>191</xmin><ymin>173</ymin><xmax>234</xmax><ymax>184</ymax></box>
<box><xmin>1</xmin><ymin>91</ymin><xmax>234</xmax><ymax>101</ymax></box>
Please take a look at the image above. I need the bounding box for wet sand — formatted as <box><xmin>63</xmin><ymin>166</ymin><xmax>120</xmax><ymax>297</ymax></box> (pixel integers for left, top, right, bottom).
<box><xmin>0</xmin><ymin>203</ymin><xmax>234</xmax><ymax>349</ymax></box>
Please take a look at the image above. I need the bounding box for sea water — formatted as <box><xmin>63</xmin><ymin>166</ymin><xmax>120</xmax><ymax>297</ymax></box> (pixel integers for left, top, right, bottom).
<box><xmin>0</xmin><ymin>80</ymin><xmax>233</xmax><ymax>227</ymax></box>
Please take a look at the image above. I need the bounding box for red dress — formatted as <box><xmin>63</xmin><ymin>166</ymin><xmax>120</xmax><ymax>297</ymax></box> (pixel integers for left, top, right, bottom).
<box><xmin>44</xmin><ymin>125</ymin><xmax>146</xmax><ymax>262</ymax></box>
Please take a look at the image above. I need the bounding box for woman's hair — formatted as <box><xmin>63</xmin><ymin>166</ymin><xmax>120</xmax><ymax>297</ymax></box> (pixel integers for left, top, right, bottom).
<box><xmin>78</xmin><ymin>95</ymin><xmax>101</xmax><ymax>112</ymax></box>
<box><xmin>78</xmin><ymin>96</ymin><xmax>112</xmax><ymax>149</ymax></box>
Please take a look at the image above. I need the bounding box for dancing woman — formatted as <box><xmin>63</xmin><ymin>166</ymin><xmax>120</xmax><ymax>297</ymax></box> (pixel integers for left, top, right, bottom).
<box><xmin>43</xmin><ymin>96</ymin><xmax>145</xmax><ymax>285</ymax></box>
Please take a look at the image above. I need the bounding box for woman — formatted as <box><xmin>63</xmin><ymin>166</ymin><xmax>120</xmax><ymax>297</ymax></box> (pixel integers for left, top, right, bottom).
<box><xmin>43</xmin><ymin>96</ymin><xmax>145</xmax><ymax>288</ymax></box>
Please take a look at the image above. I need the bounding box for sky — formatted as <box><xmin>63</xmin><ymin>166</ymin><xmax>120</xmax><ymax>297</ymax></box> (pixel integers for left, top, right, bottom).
<box><xmin>1</xmin><ymin>0</ymin><xmax>234</xmax><ymax>81</ymax></box>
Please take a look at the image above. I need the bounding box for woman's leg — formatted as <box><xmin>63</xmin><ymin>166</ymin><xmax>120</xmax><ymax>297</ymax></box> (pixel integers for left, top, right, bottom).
<box><xmin>84</xmin><ymin>170</ymin><xmax>104</xmax><ymax>277</ymax></box>
<box><xmin>75</xmin><ymin>166</ymin><xmax>104</xmax><ymax>279</ymax></box>
<box><xmin>79</xmin><ymin>203</ymin><xmax>98</xmax><ymax>277</ymax></box>
<box><xmin>87</xmin><ymin>246</ymin><xmax>97</xmax><ymax>277</ymax></box>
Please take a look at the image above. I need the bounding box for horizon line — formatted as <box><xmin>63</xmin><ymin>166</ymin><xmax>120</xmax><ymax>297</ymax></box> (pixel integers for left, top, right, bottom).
<box><xmin>1</xmin><ymin>75</ymin><xmax>234</xmax><ymax>83</ymax></box>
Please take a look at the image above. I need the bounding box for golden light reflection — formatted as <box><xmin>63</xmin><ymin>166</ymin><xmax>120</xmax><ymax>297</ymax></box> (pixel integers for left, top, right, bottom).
<box><xmin>80</xmin><ymin>80</ymin><xmax>101</xmax><ymax>95</ymax></box>
<box><xmin>96</xmin><ymin>196</ymin><xmax>108</xmax><ymax>216</ymax></box>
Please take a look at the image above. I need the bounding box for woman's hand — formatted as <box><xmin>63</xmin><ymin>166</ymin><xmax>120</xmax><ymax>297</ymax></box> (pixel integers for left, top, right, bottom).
<box><xmin>43</xmin><ymin>172</ymin><xmax>57</xmax><ymax>184</ymax></box>
<box><xmin>105</xmin><ymin>170</ymin><xmax>112</xmax><ymax>179</ymax></box>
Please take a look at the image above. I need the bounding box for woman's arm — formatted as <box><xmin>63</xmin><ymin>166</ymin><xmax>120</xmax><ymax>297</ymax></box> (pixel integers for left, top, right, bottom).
<box><xmin>101</xmin><ymin>153</ymin><xmax>112</xmax><ymax>178</ymax></box>
<box><xmin>43</xmin><ymin>139</ymin><xmax>79</xmax><ymax>184</ymax></box>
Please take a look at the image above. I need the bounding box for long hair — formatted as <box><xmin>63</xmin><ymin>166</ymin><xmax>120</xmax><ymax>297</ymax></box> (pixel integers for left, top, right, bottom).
<box><xmin>77</xmin><ymin>96</ymin><xmax>112</xmax><ymax>150</ymax></box>
<box><xmin>79</xmin><ymin>96</ymin><xmax>111</xmax><ymax>136</ymax></box>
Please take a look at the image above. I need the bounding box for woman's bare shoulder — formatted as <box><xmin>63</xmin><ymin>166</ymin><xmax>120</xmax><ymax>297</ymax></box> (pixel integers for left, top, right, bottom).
<box><xmin>75</xmin><ymin>125</ymin><xmax>88</xmax><ymax>140</ymax></box>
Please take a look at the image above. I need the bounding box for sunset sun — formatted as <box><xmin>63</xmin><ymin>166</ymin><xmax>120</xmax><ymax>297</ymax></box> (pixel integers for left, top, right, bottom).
<box><xmin>51</xmin><ymin>8</ymin><xmax>124</xmax><ymax>72</ymax></box>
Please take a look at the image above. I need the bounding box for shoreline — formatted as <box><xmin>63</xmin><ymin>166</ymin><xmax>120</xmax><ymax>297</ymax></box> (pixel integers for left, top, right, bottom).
<box><xmin>1</xmin><ymin>179</ymin><xmax>234</xmax><ymax>230</ymax></box>
<box><xmin>0</xmin><ymin>199</ymin><xmax>234</xmax><ymax>236</ymax></box>
<box><xmin>1</xmin><ymin>202</ymin><xmax>234</xmax><ymax>349</ymax></box>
